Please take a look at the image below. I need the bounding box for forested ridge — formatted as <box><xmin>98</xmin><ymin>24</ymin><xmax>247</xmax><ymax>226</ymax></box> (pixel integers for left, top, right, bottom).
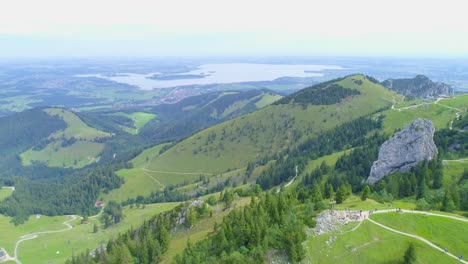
<box><xmin>274</xmin><ymin>76</ymin><xmax>360</xmax><ymax>106</ymax></box>
<box><xmin>256</xmin><ymin>116</ymin><xmax>385</xmax><ymax>190</ymax></box>
<box><xmin>0</xmin><ymin>108</ymin><xmax>66</xmax><ymax>176</ymax></box>
<box><xmin>0</xmin><ymin>163</ymin><xmax>126</xmax><ymax>224</ymax></box>
<box><xmin>67</xmin><ymin>190</ymin><xmax>307</xmax><ymax>264</ymax></box>
<box><xmin>66</xmin><ymin>202</ymin><xmax>175</xmax><ymax>264</ymax></box>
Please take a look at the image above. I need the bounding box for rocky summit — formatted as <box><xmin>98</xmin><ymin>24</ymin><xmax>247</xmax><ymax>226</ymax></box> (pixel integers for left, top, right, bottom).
<box><xmin>382</xmin><ymin>75</ymin><xmax>453</xmax><ymax>99</ymax></box>
<box><xmin>366</xmin><ymin>118</ymin><xmax>438</xmax><ymax>184</ymax></box>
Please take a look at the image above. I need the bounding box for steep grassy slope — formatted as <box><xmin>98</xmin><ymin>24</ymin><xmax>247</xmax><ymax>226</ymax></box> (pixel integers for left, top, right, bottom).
<box><xmin>44</xmin><ymin>108</ymin><xmax>112</xmax><ymax>140</ymax></box>
<box><xmin>20</xmin><ymin>108</ymin><xmax>112</xmax><ymax>168</ymax></box>
<box><xmin>305</xmin><ymin>219</ymin><xmax>459</xmax><ymax>264</ymax></box>
<box><xmin>138</xmin><ymin>89</ymin><xmax>284</xmax><ymax>143</ymax></box>
<box><xmin>143</xmin><ymin>75</ymin><xmax>395</xmax><ymax>177</ymax></box>
<box><xmin>108</xmin><ymin>112</ymin><xmax>156</xmax><ymax>134</ymax></box>
<box><xmin>79</xmin><ymin>89</ymin><xmax>283</xmax><ymax>164</ymax></box>
<box><xmin>0</xmin><ymin>108</ymin><xmax>66</xmax><ymax>175</ymax></box>
<box><xmin>102</xmin><ymin>143</ymin><xmax>172</xmax><ymax>202</ymax></box>
<box><xmin>371</xmin><ymin>213</ymin><xmax>468</xmax><ymax>258</ymax></box>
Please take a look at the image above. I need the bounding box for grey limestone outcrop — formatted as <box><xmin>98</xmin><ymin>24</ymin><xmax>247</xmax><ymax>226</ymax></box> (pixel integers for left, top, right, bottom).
<box><xmin>366</xmin><ymin>118</ymin><xmax>438</xmax><ymax>184</ymax></box>
<box><xmin>382</xmin><ymin>75</ymin><xmax>453</xmax><ymax>99</ymax></box>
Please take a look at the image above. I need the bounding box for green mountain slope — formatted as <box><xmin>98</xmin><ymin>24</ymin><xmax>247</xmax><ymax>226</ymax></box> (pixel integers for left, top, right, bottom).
<box><xmin>138</xmin><ymin>89</ymin><xmax>283</xmax><ymax>143</ymax></box>
<box><xmin>20</xmin><ymin>108</ymin><xmax>113</xmax><ymax>169</ymax></box>
<box><xmin>130</xmin><ymin>75</ymin><xmax>396</xmax><ymax>186</ymax></box>
<box><xmin>0</xmin><ymin>108</ymin><xmax>67</xmax><ymax>176</ymax></box>
<box><xmin>81</xmin><ymin>89</ymin><xmax>283</xmax><ymax>164</ymax></box>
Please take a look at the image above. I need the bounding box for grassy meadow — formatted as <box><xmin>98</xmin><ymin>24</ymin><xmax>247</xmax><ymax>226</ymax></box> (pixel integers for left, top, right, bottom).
<box><xmin>4</xmin><ymin>202</ymin><xmax>179</xmax><ymax>264</ymax></box>
<box><xmin>304</xmin><ymin>219</ymin><xmax>459</xmax><ymax>264</ymax></box>
<box><xmin>20</xmin><ymin>108</ymin><xmax>113</xmax><ymax>169</ymax></box>
<box><xmin>370</xmin><ymin>212</ymin><xmax>468</xmax><ymax>258</ymax></box>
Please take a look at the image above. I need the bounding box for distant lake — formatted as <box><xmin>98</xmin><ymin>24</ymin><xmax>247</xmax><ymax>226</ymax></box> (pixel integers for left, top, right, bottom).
<box><xmin>78</xmin><ymin>63</ymin><xmax>344</xmax><ymax>90</ymax></box>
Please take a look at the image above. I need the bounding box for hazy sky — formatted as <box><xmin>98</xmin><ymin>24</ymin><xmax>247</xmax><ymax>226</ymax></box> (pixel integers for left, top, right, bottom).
<box><xmin>1</xmin><ymin>0</ymin><xmax>467</xmax><ymax>57</ymax></box>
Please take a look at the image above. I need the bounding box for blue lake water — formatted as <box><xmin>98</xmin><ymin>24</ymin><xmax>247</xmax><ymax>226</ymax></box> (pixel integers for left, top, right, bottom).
<box><xmin>78</xmin><ymin>63</ymin><xmax>344</xmax><ymax>90</ymax></box>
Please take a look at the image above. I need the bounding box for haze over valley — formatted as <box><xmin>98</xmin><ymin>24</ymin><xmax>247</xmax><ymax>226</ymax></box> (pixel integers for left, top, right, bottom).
<box><xmin>0</xmin><ymin>1</ymin><xmax>467</xmax><ymax>264</ymax></box>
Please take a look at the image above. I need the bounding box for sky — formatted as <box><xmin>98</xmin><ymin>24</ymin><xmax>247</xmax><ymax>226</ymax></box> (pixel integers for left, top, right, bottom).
<box><xmin>0</xmin><ymin>0</ymin><xmax>467</xmax><ymax>57</ymax></box>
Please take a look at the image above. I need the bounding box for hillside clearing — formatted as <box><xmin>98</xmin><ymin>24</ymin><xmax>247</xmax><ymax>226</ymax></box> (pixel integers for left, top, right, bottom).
<box><xmin>21</xmin><ymin>140</ymin><xmax>104</xmax><ymax>168</ymax></box>
<box><xmin>0</xmin><ymin>187</ymin><xmax>14</xmax><ymax>201</ymax></box>
<box><xmin>111</xmin><ymin>112</ymin><xmax>156</xmax><ymax>134</ymax></box>
<box><xmin>44</xmin><ymin>108</ymin><xmax>112</xmax><ymax>140</ymax></box>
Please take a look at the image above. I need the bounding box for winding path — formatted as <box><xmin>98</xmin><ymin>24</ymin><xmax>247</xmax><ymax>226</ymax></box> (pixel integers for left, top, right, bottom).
<box><xmin>13</xmin><ymin>215</ymin><xmax>77</xmax><ymax>264</ymax></box>
<box><xmin>142</xmin><ymin>168</ymin><xmax>214</xmax><ymax>176</ymax></box>
<box><xmin>391</xmin><ymin>96</ymin><xmax>465</xmax><ymax>133</ymax></box>
<box><xmin>354</xmin><ymin>209</ymin><xmax>468</xmax><ymax>263</ymax></box>
<box><xmin>367</xmin><ymin>217</ymin><xmax>467</xmax><ymax>263</ymax></box>
<box><xmin>443</xmin><ymin>158</ymin><xmax>468</xmax><ymax>163</ymax></box>
<box><xmin>9</xmin><ymin>207</ymin><xmax>104</xmax><ymax>264</ymax></box>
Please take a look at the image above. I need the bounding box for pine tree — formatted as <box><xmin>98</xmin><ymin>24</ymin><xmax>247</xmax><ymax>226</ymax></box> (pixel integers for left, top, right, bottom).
<box><xmin>360</xmin><ymin>185</ymin><xmax>371</xmax><ymax>201</ymax></box>
<box><xmin>403</xmin><ymin>243</ymin><xmax>416</xmax><ymax>264</ymax></box>
<box><xmin>324</xmin><ymin>183</ymin><xmax>334</xmax><ymax>199</ymax></box>
<box><xmin>158</xmin><ymin>223</ymin><xmax>170</xmax><ymax>252</ymax></box>
<box><xmin>311</xmin><ymin>183</ymin><xmax>323</xmax><ymax>203</ymax></box>
<box><xmin>442</xmin><ymin>191</ymin><xmax>456</xmax><ymax>212</ymax></box>
<box><xmin>93</xmin><ymin>223</ymin><xmax>98</xmax><ymax>233</ymax></box>
<box><xmin>335</xmin><ymin>185</ymin><xmax>347</xmax><ymax>204</ymax></box>
<box><xmin>416</xmin><ymin>177</ymin><xmax>428</xmax><ymax>200</ymax></box>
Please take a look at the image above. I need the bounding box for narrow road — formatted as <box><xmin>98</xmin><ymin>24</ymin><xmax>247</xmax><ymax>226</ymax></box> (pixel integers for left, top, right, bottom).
<box><xmin>13</xmin><ymin>215</ymin><xmax>77</xmax><ymax>264</ymax></box>
<box><xmin>328</xmin><ymin>209</ymin><xmax>467</xmax><ymax>262</ymax></box>
<box><xmin>371</xmin><ymin>209</ymin><xmax>468</xmax><ymax>222</ymax></box>
<box><xmin>443</xmin><ymin>158</ymin><xmax>468</xmax><ymax>163</ymax></box>
<box><xmin>142</xmin><ymin>168</ymin><xmax>166</xmax><ymax>187</ymax></box>
<box><xmin>284</xmin><ymin>177</ymin><xmax>296</xmax><ymax>187</ymax></box>
<box><xmin>368</xmin><ymin>218</ymin><xmax>467</xmax><ymax>263</ymax></box>
<box><xmin>391</xmin><ymin>96</ymin><xmax>465</xmax><ymax>133</ymax></box>
<box><xmin>142</xmin><ymin>168</ymin><xmax>214</xmax><ymax>175</ymax></box>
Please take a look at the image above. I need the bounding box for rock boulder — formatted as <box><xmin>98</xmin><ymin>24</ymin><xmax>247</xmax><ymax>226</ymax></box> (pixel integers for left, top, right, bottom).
<box><xmin>366</xmin><ymin>118</ymin><xmax>438</xmax><ymax>184</ymax></box>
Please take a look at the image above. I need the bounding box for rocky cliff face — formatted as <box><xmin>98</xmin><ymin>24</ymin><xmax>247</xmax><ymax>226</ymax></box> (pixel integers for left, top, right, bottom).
<box><xmin>366</xmin><ymin>118</ymin><xmax>438</xmax><ymax>184</ymax></box>
<box><xmin>382</xmin><ymin>75</ymin><xmax>453</xmax><ymax>99</ymax></box>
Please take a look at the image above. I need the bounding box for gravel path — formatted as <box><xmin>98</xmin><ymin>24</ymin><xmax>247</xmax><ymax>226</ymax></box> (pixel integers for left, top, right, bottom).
<box><xmin>13</xmin><ymin>215</ymin><xmax>77</xmax><ymax>264</ymax></box>
<box><xmin>316</xmin><ymin>209</ymin><xmax>467</xmax><ymax>263</ymax></box>
<box><xmin>368</xmin><ymin>217</ymin><xmax>467</xmax><ymax>264</ymax></box>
